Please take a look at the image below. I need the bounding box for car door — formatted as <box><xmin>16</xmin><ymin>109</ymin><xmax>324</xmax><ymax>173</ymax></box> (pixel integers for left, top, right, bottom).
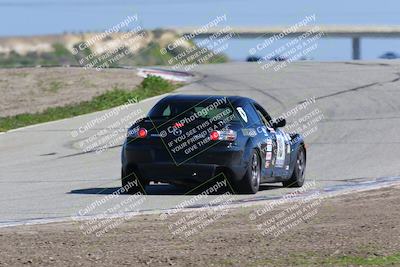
<box><xmin>249</xmin><ymin>103</ymin><xmax>276</xmax><ymax>180</ymax></box>
<box><xmin>252</xmin><ymin>103</ymin><xmax>291</xmax><ymax>179</ymax></box>
<box><xmin>273</xmin><ymin>128</ymin><xmax>292</xmax><ymax>178</ymax></box>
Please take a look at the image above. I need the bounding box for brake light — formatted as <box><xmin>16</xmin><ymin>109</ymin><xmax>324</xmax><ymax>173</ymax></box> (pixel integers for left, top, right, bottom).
<box><xmin>210</xmin><ymin>131</ymin><xmax>220</xmax><ymax>141</ymax></box>
<box><xmin>174</xmin><ymin>122</ymin><xmax>184</xmax><ymax>128</ymax></box>
<box><xmin>138</xmin><ymin>128</ymin><xmax>147</xmax><ymax>138</ymax></box>
<box><xmin>210</xmin><ymin>129</ymin><xmax>237</xmax><ymax>141</ymax></box>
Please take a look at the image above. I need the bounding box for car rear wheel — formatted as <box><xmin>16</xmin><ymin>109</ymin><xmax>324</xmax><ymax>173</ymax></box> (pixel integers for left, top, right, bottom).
<box><xmin>283</xmin><ymin>146</ymin><xmax>306</xmax><ymax>188</ymax></box>
<box><xmin>236</xmin><ymin>150</ymin><xmax>260</xmax><ymax>194</ymax></box>
<box><xmin>121</xmin><ymin>167</ymin><xmax>148</xmax><ymax>194</ymax></box>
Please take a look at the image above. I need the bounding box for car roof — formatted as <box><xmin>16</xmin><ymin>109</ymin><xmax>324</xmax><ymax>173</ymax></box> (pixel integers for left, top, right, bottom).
<box><xmin>159</xmin><ymin>94</ymin><xmax>254</xmax><ymax>105</ymax></box>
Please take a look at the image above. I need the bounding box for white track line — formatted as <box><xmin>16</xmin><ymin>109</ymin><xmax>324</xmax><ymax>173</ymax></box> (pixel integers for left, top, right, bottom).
<box><xmin>1</xmin><ymin>178</ymin><xmax>399</xmax><ymax>229</ymax></box>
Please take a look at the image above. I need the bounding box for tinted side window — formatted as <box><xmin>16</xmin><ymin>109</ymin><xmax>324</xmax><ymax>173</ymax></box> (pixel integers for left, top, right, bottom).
<box><xmin>162</xmin><ymin>105</ymin><xmax>171</xmax><ymax>116</ymax></box>
<box><xmin>240</xmin><ymin>103</ymin><xmax>262</xmax><ymax>125</ymax></box>
<box><xmin>253</xmin><ymin>103</ymin><xmax>273</xmax><ymax>127</ymax></box>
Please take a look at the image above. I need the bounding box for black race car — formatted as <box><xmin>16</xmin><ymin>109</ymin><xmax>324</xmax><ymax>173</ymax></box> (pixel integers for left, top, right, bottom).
<box><xmin>121</xmin><ymin>95</ymin><xmax>306</xmax><ymax>194</ymax></box>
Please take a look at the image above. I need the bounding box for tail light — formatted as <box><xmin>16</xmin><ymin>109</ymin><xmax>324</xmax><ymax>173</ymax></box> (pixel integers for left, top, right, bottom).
<box><xmin>127</xmin><ymin>127</ymin><xmax>147</xmax><ymax>138</ymax></box>
<box><xmin>210</xmin><ymin>131</ymin><xmax>220</xmax><ymax>141</ymax></box>
<box><xmin>138</xmin><ymin>128</ymin><xmax>147</xmax><ymax>138</ymax></box>
<box><xmin>210</xmin><ymin>129</ymin><xmax>237</xmax><ymax>142</ymax></box>
<box><xmin>174</xmin><ymin>122</ymin><xmax>184</xmax><ymax>128</ymax></box>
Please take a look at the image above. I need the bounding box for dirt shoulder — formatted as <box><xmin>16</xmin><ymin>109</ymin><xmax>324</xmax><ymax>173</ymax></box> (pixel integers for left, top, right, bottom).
<box><xmin>0</xmin><ymin>67</ymin><xmax>143</xmax><ymax>117</ymax></box>
<box><xmin>1</xmin><ymin>186</ymin><xmax>400</xmax><ymax>266</ymax></box>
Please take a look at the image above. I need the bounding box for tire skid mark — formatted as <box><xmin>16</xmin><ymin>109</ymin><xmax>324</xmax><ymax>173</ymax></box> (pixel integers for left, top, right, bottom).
<box><xmin>195</xmin><ymin>75</ymin><xmax>287</xmax><ymax>110</ymax></box>
<box><xmin>321</xmin><ymin>116</ymin><xmax>400</xmax><ymax>122</ymax></box>
<box><xmin>309</xmin><ymin>72</ymin><xmax>400</xmax><ymax>102</ymax></box>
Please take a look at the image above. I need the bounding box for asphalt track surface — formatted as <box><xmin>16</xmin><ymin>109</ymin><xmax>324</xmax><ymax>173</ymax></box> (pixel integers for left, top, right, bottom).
<box><xmin>1</xmin><ymin>61</ymin><xmax>400</xmax><ymax>226</ymax></box>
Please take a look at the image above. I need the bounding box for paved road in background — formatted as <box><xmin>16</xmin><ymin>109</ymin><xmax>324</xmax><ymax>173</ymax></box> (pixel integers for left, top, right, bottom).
<box><xmin>1</xmin><ymin>61</ymin><xmax>400</xmax><ymax>226</ymax></box>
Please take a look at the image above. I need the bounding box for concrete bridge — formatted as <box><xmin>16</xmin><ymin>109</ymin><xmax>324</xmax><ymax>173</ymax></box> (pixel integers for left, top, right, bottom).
<box><xmin>175</xmin><ymin>25</ymin><xmax>400</xmax><ymax>60</ymax></box>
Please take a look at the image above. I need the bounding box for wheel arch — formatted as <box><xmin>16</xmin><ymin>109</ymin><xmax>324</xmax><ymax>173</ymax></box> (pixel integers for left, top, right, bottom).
<box><xmin>287</xmin><ymin>134</ymin><xmax>306</xmax><ymax>176</ymax></box>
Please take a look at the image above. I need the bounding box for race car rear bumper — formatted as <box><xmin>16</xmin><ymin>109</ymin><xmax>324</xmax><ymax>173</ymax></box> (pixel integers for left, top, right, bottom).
<box><xmin>122</xmin><ymin>142</ymin><xmax>248</xmax><ymax>185</ymax></box>
<box><xmin>137</xmin><ymin>163</ymin><xmax>217</xmax><ymax>185</ymax></box>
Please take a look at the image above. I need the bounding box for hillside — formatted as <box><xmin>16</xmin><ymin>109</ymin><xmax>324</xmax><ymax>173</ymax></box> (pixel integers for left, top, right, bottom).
<box><xmin>0</xmin><ymin>30</ymin><xmax>228</xmax><ymax>68</ymax></box>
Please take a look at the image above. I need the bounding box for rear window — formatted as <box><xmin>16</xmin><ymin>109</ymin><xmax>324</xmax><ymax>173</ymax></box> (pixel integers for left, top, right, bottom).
<box><xmin>148</xmin><ymin>101</ymin><xmax>241</xmax><ymax>122</ymax></box>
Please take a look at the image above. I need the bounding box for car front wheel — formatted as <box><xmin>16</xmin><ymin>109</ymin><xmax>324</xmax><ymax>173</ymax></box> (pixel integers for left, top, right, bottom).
<box><xmin>283</xmin><ymin>146</ymin><xmax>306</xmax><ymax>188</ymax></box>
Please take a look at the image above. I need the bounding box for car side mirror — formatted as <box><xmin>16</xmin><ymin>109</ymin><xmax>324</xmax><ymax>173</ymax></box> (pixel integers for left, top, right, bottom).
<box><xmin>272</xmin><ymin>118</ymin><xmax>286</xmax><ymax>128</ymax></box>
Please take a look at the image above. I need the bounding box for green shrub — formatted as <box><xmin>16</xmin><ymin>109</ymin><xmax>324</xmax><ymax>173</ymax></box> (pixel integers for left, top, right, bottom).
<box><xmin>0</xmin><ymin>76</ymin><xmax>181</xmax><ymax>131</ymax></box>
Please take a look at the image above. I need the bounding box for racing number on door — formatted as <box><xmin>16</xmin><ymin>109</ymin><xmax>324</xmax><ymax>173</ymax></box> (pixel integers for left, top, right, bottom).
<box><xmin>275</xmin><ymin>131</ymin><xmax>286</xmax><ymax>168</ymax></box>
<box><xmin>274</xmin><ymin>129</ymin><xmax>291</xmax><ymax>172</ymax></box>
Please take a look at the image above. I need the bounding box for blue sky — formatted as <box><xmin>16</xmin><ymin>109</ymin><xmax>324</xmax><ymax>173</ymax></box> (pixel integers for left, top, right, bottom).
<box><xmin>1</xmin><ymin>0</ymin><xmax>400</xmax><ymax>60</ymax></box>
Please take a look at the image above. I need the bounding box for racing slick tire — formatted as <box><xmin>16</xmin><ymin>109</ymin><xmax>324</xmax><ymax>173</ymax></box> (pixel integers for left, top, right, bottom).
<box><xmin>236</xmin><ymin>150</ymin><xmax>261</xmax><ymax>194</ymax></box>
<box><xmin>283</xmin><ymin>145</ymin><xmax>306</xmax><ymax>188</ymax></box>
<box><xmin>121</xmin><ymin>167</ymin><xmax>148</xmax><ymax>194</ymax></box>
